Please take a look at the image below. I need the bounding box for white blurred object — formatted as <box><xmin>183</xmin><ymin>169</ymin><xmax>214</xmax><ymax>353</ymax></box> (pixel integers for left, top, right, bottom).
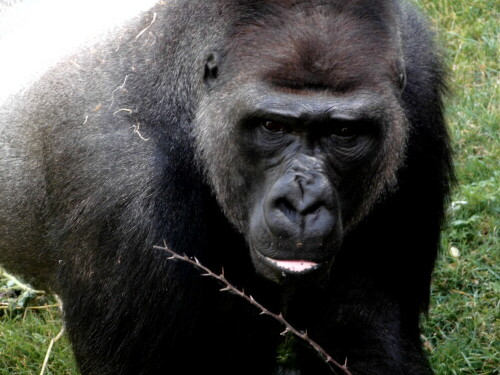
<box><xmin>450</xmin><ymin>201</ymin><xmax>468</xmax><ymax>211</ymax></box>
<box><xmin>449</xmin><ymin>246</ymin><xmax>460</xmax><ymax>258</ymax></box>
<box><xmin>0</xmin><ymin>0</ymin><xmax>158</xmax><ymax>103</ymax></box>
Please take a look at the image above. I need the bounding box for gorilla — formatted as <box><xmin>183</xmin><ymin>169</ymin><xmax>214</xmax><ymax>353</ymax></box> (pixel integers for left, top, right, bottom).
<box><xmin>0</xmin><ymin>0</ymin><xmax>453</xmax><ymax>374</ymax></box>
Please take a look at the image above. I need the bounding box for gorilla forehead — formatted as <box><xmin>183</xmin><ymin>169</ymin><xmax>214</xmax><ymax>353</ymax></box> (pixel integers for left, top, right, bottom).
<box><xmin>227</xmin><ymin>0</ymin><xmax>402</xmax><ymax>91</ymax></box>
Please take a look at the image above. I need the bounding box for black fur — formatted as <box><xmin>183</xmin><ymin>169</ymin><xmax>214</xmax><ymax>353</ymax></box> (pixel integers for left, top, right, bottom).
<box><xmin>0</xmin><ymin>1</ymin><xmax>453</xmax><ymax>374</ymax></box>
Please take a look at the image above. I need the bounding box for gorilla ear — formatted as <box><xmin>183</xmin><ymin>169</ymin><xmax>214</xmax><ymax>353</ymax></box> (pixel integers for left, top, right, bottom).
<box><xmin>204</xmin><ymin>52</ymin><xmax>221</xmax><ymax>88</ymax></box>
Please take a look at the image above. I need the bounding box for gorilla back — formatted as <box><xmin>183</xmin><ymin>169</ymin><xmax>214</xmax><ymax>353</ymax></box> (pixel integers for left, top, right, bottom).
<box><xmin>0</xmin><ymin>1</ymin><xmax>453</xmax><ymax>374</ymax></box>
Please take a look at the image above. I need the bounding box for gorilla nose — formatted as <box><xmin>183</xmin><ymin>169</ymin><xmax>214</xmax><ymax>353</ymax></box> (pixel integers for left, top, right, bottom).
<box><xmin>265</xmin><ymin>171</ymin><xmax>336</xmax><ymax>240</ymax></box>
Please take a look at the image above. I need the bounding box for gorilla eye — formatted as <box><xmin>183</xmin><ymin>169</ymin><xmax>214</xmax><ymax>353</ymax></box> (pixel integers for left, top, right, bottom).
<box><xmin>262</xmin><ymin>120</ymin><xmax>287</xmax><ymax>133</ymax></box>
<box><xmin>329</xmin><ymin>120</ymin><xmax>370</xmax><ymax>138</ymax></box>
<box><xmin>332</xmin><ymin>124</ymin><xmax>356</xmax><ymax>138</ymax></box>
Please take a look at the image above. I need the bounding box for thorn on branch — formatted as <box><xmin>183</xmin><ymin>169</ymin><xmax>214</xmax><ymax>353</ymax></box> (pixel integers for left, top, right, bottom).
<box><xmin>280</xmin><ymin>327</ymin><xmax>291</xmax><ymax>336</ymax></box>
<box><xmin>157</xmin><ymin>242</ymin><xmax>353</xmax><ymax>375</ymax></box>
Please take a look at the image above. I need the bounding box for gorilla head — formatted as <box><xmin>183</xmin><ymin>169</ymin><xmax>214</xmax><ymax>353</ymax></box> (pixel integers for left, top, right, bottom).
<box><xmin>194</xmin><ymin>2</ymin><xmax>408</xmax><ymax>283</ymax></box>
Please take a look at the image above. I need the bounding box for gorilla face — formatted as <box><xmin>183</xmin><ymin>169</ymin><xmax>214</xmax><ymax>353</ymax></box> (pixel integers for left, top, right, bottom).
<box><xmin>194</xmin><ymin>5</ymin><xmax>408</xmax><ymax>284</ymax></box>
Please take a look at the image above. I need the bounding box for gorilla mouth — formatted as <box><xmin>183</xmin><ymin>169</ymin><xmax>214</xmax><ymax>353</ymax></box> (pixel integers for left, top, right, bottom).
<box><xmin>251</xmin><ymin>247</ymin><xmax>330</xmax><ymax>283</ymax></box>
<box><xmin>265</xmin><ymin>257</ymin><xmax>320</xmax><ymax>273</ymax></box>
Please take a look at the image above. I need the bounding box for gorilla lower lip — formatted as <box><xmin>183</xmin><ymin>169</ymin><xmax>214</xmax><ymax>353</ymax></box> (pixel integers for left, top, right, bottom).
<box><xmin>265</xmin><ymin>257</ymin><xmax>319</xmax><ymax>272</ymax></box>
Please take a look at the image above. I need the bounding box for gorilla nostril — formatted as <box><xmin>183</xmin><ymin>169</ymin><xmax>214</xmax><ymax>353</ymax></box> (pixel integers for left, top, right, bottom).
<box><xmin>276</xmin><ymin>198</ymin><xmax>300</xmax><ymax>224</ymax></box>
<box><xmin>300</xmin><ymin>201</ymin><xmax>322</xmax><ymax>216</ymax></box>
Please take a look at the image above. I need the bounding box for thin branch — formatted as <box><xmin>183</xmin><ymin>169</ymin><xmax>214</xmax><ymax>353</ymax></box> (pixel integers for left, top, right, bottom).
<box><xmin>154</xmin><ymin>243</ymin><xmax>352</xmax><ymax>375</ymax></box>
<box><xmin>132</xmin><ymin>122</ymin><xmax>149</xmax><ymax>141</ymax></box>
<box><xmin>108</xmin><ymin>74</ymin><xmax>129</xmax><ymax>109</ymax></box>
<box><xmin>136</xmin><ymin>12</ymin><xmax>157</xmax><ymax>39</ymax></box>
<box><xmin>39</xmin><ymin>296</ymin><xmax>64</xmax><ymax>375</ymax></box>
<box><xmin>113</xmin><ymin>108</ymin><xmax>133</xmax><ymax>116</ymax></box>
<box><xmin>39</xmin><ymin>326</ymin><xmax>65</xmax><ymax>375</ymax></box>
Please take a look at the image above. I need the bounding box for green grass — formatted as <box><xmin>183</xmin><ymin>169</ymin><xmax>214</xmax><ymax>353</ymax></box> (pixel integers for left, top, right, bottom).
<box><xmin>0</xmin><ymin>274</ymin><xmax>78</xmax><ymax>374</ymax></box>
<box><xmin>0</xmin><ymin>312</ymin><xmax>77</xmax><ymax>375</ymax></box>
<box><xmin>415</xmin><ymin>0</ymin><xmax>499</xmax><ymax>374</ymax></box>
<box><xmin>1</xmin><ymin>0</ymin><xmax>498</xmax><ymax>374</ymax></box>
